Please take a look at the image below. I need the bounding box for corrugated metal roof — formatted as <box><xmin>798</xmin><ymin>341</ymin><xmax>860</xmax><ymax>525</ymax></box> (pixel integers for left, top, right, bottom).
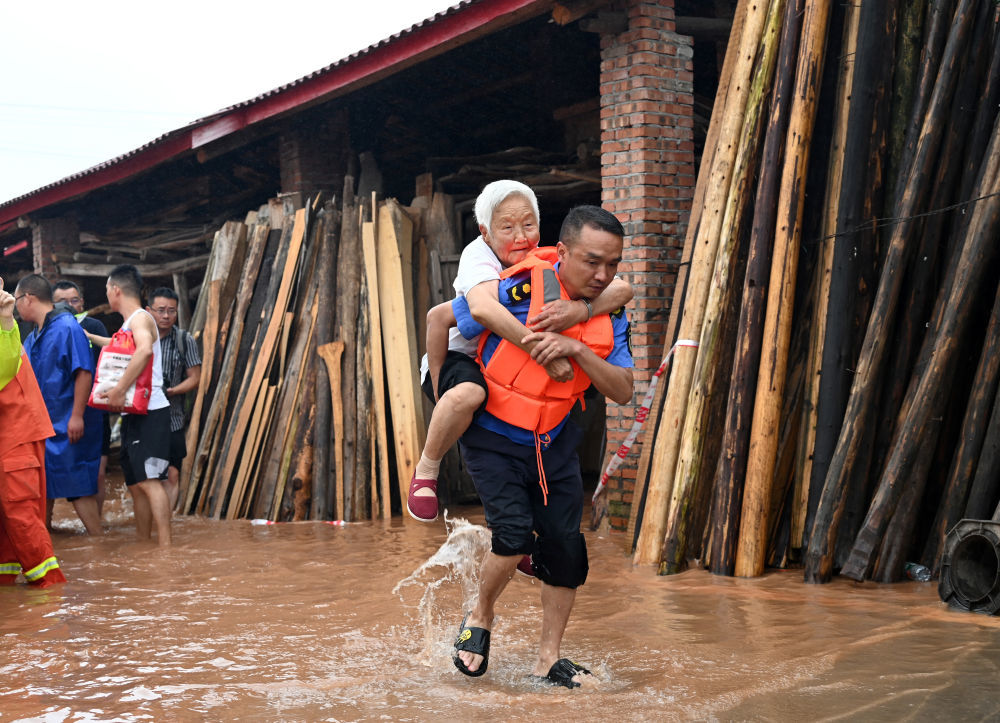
<box><xmin>0</xmin><ymin>0</ymin><xmax>480</xmax><ymax>217</ymax></box>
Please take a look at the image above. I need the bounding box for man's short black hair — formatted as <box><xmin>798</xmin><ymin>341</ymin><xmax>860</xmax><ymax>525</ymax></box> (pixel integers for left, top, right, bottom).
<box><xmin>53</xmin><ymin>280</ymin><xmax>83</xmax><ymax>295</ymax></box>
<box><xmin>108</xmin><ymin>264</ymin><xmax>143</xmax><ymax>299</ymax></box>
<box><xmin>15</xmin><ymin>274</ymin><xmax>52</xmax><ymax>303</ymax></box>
<box><xmin>148</xmin><ymin>287</ymin><xmax>179</xmax><ymax>304</ymax></box>
<box><xmin>558</xmin><ymin>205</ymin><xmax>626</xmax><ymax>246</ymax></box>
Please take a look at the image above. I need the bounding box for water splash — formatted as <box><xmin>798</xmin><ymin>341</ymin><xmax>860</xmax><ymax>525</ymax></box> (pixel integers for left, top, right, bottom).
<box><xmin>392</xmin><ymin>514</ymin><xmax>489</xmax><ymax>665</ymax></box>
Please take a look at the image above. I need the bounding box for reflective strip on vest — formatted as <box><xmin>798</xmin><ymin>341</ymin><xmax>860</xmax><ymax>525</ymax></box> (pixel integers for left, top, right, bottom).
<box><xmin>22</xmin><ymin>556</ymin><xmax>59</xmax><ymax>581</ymax></box>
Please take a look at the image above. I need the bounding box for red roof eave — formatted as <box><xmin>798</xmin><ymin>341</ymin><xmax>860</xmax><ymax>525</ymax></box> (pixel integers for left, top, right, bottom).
<box><xmin>0</xmin><ymin>0</ymin><xmax>547</xmax><ymax>226</ymax></box>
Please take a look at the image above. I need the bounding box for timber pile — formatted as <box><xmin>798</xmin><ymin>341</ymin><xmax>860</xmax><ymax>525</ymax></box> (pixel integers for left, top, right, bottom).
<box><xmin>178</xmin><ymin>179</ymin><xmax>436</xmax><ymax>521</ymax></box>
<box><xmin>629</xmin><ymin>0</ymin><xmax>1000</xmax><ymax>583</ymax></box>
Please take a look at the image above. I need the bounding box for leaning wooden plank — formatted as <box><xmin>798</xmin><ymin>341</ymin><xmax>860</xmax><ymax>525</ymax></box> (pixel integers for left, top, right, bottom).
<box><xmin>265</xmin><ymin>273</ymin><xmax>321</xmax><ymax>521</ymax></box>
<box><xmin>334</xmin><ymin>184</ymin><xmax>361</xmax><ymax>519</ymax></box>
<box><xmin>361</xmin><ymin>201</ymin><xmax>392</xmax><ymax>518</ymax></box>
<box><xmin>179</xmin><ymin>278</ymin><xmax>220</xmax><ymax>512</ymax></box>
<box><xmin>310</xmin><ymin>206</ymin><xmax>340</xmax><ymax>521</ymax></box>
<box><xmin>377</xmin><ymin>199</ymin><xmax>427</xmax><ymax>516</ymax></box>
<box><xmin>250</xmin><ymin>208</ymin><xmax>324</xmax><ymax>520</ymax></box>
<box><xmin>186</xmin><ymin>224</ymin><xmax>273</xmax><ymax>514</ymax></box>
<box><xmin>318</xmin><ymin>342</ymin><xmax>346</xmax><ymax>521</ymax></box>
<box><xmin>211</xmin><ymin>209</ymin><xmax>307</xmax><ymax>518</ymax></box>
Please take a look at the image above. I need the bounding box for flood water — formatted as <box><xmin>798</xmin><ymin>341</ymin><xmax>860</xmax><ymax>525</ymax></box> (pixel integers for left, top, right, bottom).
<box><xmin>3</xmin><ymin>474</ymin><xmax>1000</xmax><ymax>722</ymax></box>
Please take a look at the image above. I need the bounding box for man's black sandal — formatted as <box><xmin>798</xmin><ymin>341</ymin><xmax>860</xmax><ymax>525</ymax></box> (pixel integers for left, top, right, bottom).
<box><xmin>453</xmin><ymin>614</ymin><xmax>491</xmax><ymax>677</ymax></box>
<box><xmin>530</xmin><ymin>658</ymin><xmax>593</xmax><ymax>689</ymax></box>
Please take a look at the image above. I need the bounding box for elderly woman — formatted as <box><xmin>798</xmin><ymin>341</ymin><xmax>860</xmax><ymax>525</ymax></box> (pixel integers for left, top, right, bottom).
<box><xmin>408</xmin><ymin>180</ymin><xmax>632</xmax><ymax>523</ymax></box>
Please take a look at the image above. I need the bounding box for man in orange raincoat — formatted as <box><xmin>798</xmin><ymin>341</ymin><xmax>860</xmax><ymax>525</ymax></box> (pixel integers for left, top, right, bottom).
<box><xmin>0</xmin><ymin>278</ymin><xmax>66</xmax><ymax>588</ymax></box>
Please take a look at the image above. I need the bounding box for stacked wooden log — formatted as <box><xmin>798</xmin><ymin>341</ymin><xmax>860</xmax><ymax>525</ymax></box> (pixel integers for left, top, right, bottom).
<box><xmin>178</xmin><ymin>180</ymin><xmax>436</xmax><ymax>521</ymax></box>
<box><xmin>629</xmin><ymin>0</ymin><xmax>1000</xmax><ymax>583</ymax></box>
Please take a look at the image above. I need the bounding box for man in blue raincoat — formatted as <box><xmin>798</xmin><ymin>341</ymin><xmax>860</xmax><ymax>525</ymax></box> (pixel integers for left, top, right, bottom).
<box><xmin>14</xmin><ymin>274</ymin><xmax>103</xmax><ymax>535</ymax></box>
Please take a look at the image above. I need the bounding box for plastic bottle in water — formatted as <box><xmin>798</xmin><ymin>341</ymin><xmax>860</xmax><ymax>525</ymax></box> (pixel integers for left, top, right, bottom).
<box><xmin>904</xmin><ymin>562</ymin><xmax>932</xmax><ymax>581</ymax></box>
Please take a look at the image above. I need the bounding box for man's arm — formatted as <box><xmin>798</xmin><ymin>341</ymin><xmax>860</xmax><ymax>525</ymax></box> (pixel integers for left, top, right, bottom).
<box><xmin>168</xmin><ymin>364</ymin><xmax>201</xmax><ymax>397</ymax></box>
<box><xmin>522</xmin><ymin>331</ymin><xmax>634</xmax><ymax>405</ymax></box>
<box><xmin>68</xmin><ymin>369</ymin><xmax>92</xmax><ymax>443</ymax></box>
<box><xmin>85</xmin><ymin>330</ymin><xmax>111</xmax><ymax>347</ymax></box>
<box><xmin>466</xmin><ymin>281</ymin><xmax>573</xmax><ymax>382</ymax></box>
<box><xmin>528</xmin><ymin>277</ymin><xmax>634</xmax><ymax>332</ymax></box>
<box><xmin>102</xmin><ymin>314</ymin><xmax>155</xmax><ymax>411</ymax></box>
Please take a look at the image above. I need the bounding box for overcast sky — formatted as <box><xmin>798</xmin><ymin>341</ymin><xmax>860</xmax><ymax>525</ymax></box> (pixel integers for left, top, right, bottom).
<box><xmin>0</xmin><ymin>0</ymin><xmax>456</xmax><ymax>205</ymax></box>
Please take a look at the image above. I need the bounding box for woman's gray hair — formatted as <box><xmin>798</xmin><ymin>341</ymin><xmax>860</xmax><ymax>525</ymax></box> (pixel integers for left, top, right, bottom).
<box><xmin>474</xmin><ymin>180</ymin><xmax>540</xmax><ymax>230</ymax></box>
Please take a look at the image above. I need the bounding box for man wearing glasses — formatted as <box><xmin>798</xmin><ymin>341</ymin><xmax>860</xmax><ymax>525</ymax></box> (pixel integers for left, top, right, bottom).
<box><xmin>146</xmin><ymin>288</ymin><xmax>201</xmax><ymax>511</ymax></box>
<box><xmin>52</xmin><ymin>280</ymin><xmax>111</xmax><ymax>520</ymax></box>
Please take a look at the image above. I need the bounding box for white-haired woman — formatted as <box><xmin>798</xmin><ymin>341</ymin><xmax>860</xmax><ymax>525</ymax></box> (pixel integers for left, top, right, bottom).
<box><xmin>409</xmin><ymin>180</ymin><xmax>632</xmax><ymax>525</ymax></box>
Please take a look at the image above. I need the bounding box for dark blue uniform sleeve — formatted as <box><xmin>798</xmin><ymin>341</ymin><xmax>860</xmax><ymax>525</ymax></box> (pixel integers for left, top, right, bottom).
<box><xmin>605</xmin><ymin>308</ymin><xmax>634</xmax><ymax>369</ymax></box>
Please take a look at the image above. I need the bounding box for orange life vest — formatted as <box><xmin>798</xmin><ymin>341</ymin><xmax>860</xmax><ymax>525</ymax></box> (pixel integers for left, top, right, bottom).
<box><xmin>476</xmin><ymin>249</ymin><xmax>614</xmax><ymax>501</ymax></box>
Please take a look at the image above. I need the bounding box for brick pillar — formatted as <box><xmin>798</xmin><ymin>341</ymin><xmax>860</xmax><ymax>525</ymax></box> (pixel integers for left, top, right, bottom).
<box><xmin>32</xmin><ymin>217</ymin><xmax>80</xmax><ymax>280</ymax></box>
<box><xmin>600</xmin><ymin>0</ymin><xmax>695</xmax><ymax>530</ymax></box>
<box><xmin>279</xmin><ymin>108</ymin><xmax>350</xmax><ymax>204</ymax></box>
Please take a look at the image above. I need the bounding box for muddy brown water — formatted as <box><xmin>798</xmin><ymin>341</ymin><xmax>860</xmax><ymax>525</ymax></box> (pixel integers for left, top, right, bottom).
<box><xmin>3</xmin><ymin>480</ymin><xmax>1000</xmax><ymax>722</ymax></box>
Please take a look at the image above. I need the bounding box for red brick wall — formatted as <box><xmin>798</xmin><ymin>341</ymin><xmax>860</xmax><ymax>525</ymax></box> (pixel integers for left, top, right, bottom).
<box><xmin>600</xmin><ymin>0</ymin><xmax>695</xmax><ymax>530</ymax></box>
<box><xmin>32</xmin><ymin>217</ymin><xmax>79</xmax><ymax>280</ymax></box>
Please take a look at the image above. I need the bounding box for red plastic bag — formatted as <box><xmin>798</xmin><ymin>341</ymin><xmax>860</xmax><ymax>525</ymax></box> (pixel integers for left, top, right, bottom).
<box><xmin>88</xmin><ymin>329</ymin><xmax>153</xmax><ymax>414</ymax></box>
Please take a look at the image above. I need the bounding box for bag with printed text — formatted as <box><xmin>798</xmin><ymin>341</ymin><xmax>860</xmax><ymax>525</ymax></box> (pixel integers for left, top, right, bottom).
<box><xmin>88</xmin><ymin>328</ymin><xmax>153</xmax><ymax>414</ymax></box>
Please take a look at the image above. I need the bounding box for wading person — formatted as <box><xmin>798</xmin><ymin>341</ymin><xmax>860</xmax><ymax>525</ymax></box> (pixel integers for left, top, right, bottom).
<box><xmin>88</xmin><ymin>265</ymin><xmax>173</xmax><ymax>546</ymax></box>
<box><xmin>450</xmin><ymin>206</ymin><xmax>634</xmax><ymax>688</ymax></box>
<box><xmin>410</xmin><ymin>181</ymin><xmax>631</xmax><ymax>526</ymax></box>
<box><xmin>0</xmin><ymin>279</ymin><xmax>66</xmax><ymax>587</ymax></box>
<box><xmin>52</xmin><ymin>280</ymin><xmax>111</xmax><ymax>518</ymax></box>
<box><xmin>15</xmin><ymin>275</ymin><xmax>103</xmax><ymax>535</ymax></box>
<box><xmin>146</xmin><ymin>287</ymin><xmax>201</xmax><ymax>512</ymax></box>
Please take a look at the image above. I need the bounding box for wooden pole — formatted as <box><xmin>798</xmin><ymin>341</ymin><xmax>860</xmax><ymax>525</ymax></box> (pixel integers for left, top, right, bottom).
<box><xmin>735</xmin><ymin>0</ymin><xmax>833</xmax><ymax>579</ymax></box>
<box><xmin>802</xmin><ymin>0</ymin><xmax>900</xmax><ymax>582</ymax></box>
<box><xmin>807</xmin><ymin>0</ymin><xmax>980</xmax><ymax>580</ymax></box>
<box><xmin>707</xmin><ymin>0</ymin><xmax>804</xmax><ymax>575</ymax></box>
<box><xmin>660</xmin><ymin>0</ymin><xmax>788</xmax><ymax>575</ymax></box>
<box><xmin>926</xmin><ymin>278</ymin><xmax>1000</xmax><ymax>572</ymax></box>
<box><xmin>626</xmin><ymin>0</ymin><xmax>750</xmax><ymax>551</ymax></box>
<box><xmin>840</xmin><ymin>112</ymin><xmax>1000</xmax><ymax>580</ymax></box>
<box><xmin>634</xmin><ymin>0</ymin><xmax>772</xmax><ymax>565</ymax></box>
<box><xmin>791</xmin><ymin>0</ymin><xmax>860</xmax><ymax>552</ymax></box>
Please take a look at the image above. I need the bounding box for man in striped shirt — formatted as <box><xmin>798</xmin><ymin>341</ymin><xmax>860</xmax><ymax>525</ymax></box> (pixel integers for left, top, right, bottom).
<box><xmin>146</xmin><ymin>287</ymin><xmax>201</xmax><ymax>512</ymax></box>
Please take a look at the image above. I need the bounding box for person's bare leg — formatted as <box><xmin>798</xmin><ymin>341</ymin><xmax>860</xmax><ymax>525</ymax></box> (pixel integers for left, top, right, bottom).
<box><xmin>70</xmin><ymin>495</ymin><xmax>103</xmax><ymax>535</ymax></box>
<box><xmin>532</xmin><ymin>584</ymin><xmax>595</xmax><ymax>685</ymax></box>
<box><xmin>129</xmin><ymin>484</ymin><xmax>152</xmax><ymax>539</ymax></box>
<box><xmin>414</xmin><ymin>382</ymin><xmax>485</xmax><ymax>500</ymax></box>
<box><xmin>163</xmin><ymin>466</ymin><xmax>180</xmax><ymax>513</ymax></box>
<box><xmin>136</xmin><ymin>480</ymin><xmax>171</xmax><ymax>546</ymax></box>
<box><xmin>456</xmin><ymin>551</ymin><xmax>519</xmax><ymax>673</ymax></box>
<box><xmin>96</xmin><ymin>455</ymin><xmax>108</xmax><ymax>518</ymax></box>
